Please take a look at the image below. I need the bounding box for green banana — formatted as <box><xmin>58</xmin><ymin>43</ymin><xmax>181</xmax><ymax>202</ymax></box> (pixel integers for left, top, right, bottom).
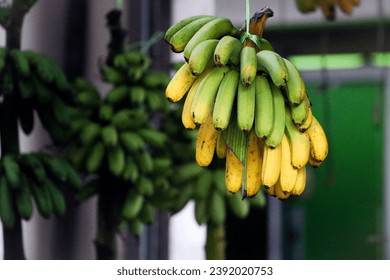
<box><xmin>19</xmin><ymin>154</ymin><xmax>47</xmax><ymax>184</ymax></box>
<box><xmin>260</xmin><ymin>38</ymin><xmax>274</xmax><ymax>51</ymax></box>
<box><xmin>14</xmin><ymin>181</ymin><xmax>34</xmax><ymax>220</ymax></box>
<box><xmin>85</xmin><ymin>141</ymin><xmax>105</xmax><ymax>173</ymax></box>
<box><xmin>99</xmin><ymin>104</ymin><xmax>114</xmax><ymax>121</ymax></box>
<box><xmin>101</xmin><ymin>65</ymin><xmax>125</xmax><ymax>84</ymax></box>
<box><xmin>240</xmin><ymin>46</ymin><xmax>257</xmax><ymax>86</ymax></box>
<box><xmin>29</xmin><ymin>179</ymin><xmax>53</xmax><ymax>219</ymax></box>
<box><xmin>173</xmin><ymin>162</ymin><xmax>204</xmax><ymax>184</ymax></box>
<box><xmin>265</xmin><ymin>84</ymin><xmax>286</xmax><ymax>148</ymax></box>
<box><xmin>41</xmin><ymin>155</ymin><xmax>68</xmax><ymax>182</ymax></box>
<box><xmin>121</xmin><ymin>189</ymin><xmax>144</xmax><ymax>220</ymax></box>
<box><xmin>214</xmin><ymin>35</ymin><xmax>243</xmax><ymax>67</ymax></box>
<box><xmin>169</xmin><ymin>16</ymin><xmax>217</xmax><ymax>53</ymax></box>
<box><xmin>101</xmin><ymin>124</ymin><xmax>118</xmax><ymax>147</ymax></box>
<box><xmin>119</xmin><ymin>131</ymin><xmax>145</xmax><ymax>153</ymax></box>
<box><xmin>208</xmin><ymin>190</ymin><xmax>226</xmax><ymax>225</ymax></box>
<box><xmin>291</xmin><ymin>94</ymin><xmax>310</xmax><ymax>126</ymax></box>
<box><xmin>237</xmin><ymin>78</ymin><xmax>256</xmax><ymax>133</ymax></box>
<box><xmin>122</xmin><ymin>161</ymin><xmax>139</xmax><ymax>182</ymax></box>
<box><xmin>2</xmin><ymin>155</ymin><xmax>21</xmax><ymax>188</ymax></box>
<box><xmin>136</xmin><ymin>176</ymin><xmax>154</xmax><ymax>196</ymax></box>
<box><xmin>61</xmin><ymin>160</ymin><xmax>82</xmax><ymax>190</ymax></box>
<box><xmin>128</xmin><ymin>218</ymin><xmax>144</xmax><ymax>236</ymax></box>
<box><xmin>0</xmin><ymin>177</ymin><xmax>15</xmax><ymax>228</ymax></box>
<box><xmin>188</xmin><ymin>39</ymin><xmax>219</xmax><ymax>76</ymax></box>
<box><xmin>105</xmin><ymin>85</ymin><xmax>128</xmax><ymax>104</ymax></box>
<box><xmin>165</xmin><ymin>15</ymin><xmax>212</xmax><ymax>42</ymax></box>
<box><xmin>45</xmin><ymin>179</ymin><xmax>66</xmax><ymax>217</ymax></box>
<box><xmin>212</xmin><ymin>69</ymin><xmax>239</xmax><ymax>131</ymax></box>
<box><xmin>108</xmin><ymin>145</ymin><xmax>125</xmax><ymax>176</ymax></box>
<box><xmin>153</xmin><ymin>157</ymin><xmax>172</xmax><ymax>174</ymax></box>
<box><xmin>193</xmin><ymin>169</ymin><xmax>212</xmax><ymax>199</ymax></box>
<box><xmin>228</xmin><ymin>192</ymin><xmax>250</xmax><ymax>219</ymax></box>
<box><xmin>135</xmin><ymin>151</ymin><xmax>154</xmax><ymax>174</ymax></box>
<box><xmin>254</xmin><ymin>75</ymin><xmax>274</xmax><ymax>139</ymax></box>
<box><xmin>138</xmin><ymin>202</ymin><xmax>155</xmax><ymax>224</ymax></box>
<box><xmin>283</xmin><ymin>58</ymin><xmax>305</xmax><ymax>105</ymax></box>
<box><xmin>138</xmin><ymin>128</ymin><xmax>167</xmax><ymax>148</ymax></box>
<box><xmin>194</xmin><ymin>198</ymin><xmax>209</xmax><ymax>225</ymax></box>
<box><xmin>80</xmin><ymin>122</ymin><xmax>101</xmax><ymax>145</ymax></box>
<box><xmin>191</xmin><ymin>65</ymin><xmax>230</xmax><ymax>126</ymax></box>
<box><xmin>25</xmin><ymin>51</ymin><xmax>55</xmax><ymax>83</ymax></box>
<box><xmin>184</xmin><ymin>17</ymin><xmax>237</xmax><ymax>61</ymax></box>
<box><xmin>10</xmin><ymin>49</ymin><xmax>30</xmax><ymax>77</ymax></box>
<box><xmin>129</xmin><ymin>86</ymin><xmax>146</xmax><ymax>104</ymax></box>
<box><xmin>257</xmin><ymin>50</ymin><xmax>288</xmax><ymax>89</ymax></box>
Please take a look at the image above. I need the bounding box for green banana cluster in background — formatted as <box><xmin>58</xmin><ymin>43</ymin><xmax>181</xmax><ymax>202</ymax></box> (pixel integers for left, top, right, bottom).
<box><xmin>0</xmin><ymin>47</ymin><xmax>80</xmax><ymax>142</ymax></box>
<box><xmin>0</xmin><ymin>153</ymin><xmax>81</xmax><ymax>228</ymax></box>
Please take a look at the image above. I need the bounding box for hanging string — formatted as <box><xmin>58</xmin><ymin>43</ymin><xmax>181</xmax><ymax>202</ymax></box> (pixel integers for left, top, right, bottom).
<box><xmin>239</xmin><ymin>0</ymin><xmax>262</xmax><ymax>49</ymax></box>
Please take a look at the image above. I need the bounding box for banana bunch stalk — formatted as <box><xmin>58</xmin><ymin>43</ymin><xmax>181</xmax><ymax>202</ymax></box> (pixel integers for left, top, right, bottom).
<box><xmin>295</xmin><ymin>0</ymin><xmax>361</xmax><ymax>20</ymax></box>
<box><xmin>164</xmin><ymin>7</ymin><xmax>329</xmax><ymax>201</ymax></box>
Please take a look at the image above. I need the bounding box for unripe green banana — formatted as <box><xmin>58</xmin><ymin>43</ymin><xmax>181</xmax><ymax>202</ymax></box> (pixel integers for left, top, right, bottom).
<box><xmin>128</xmin><ymin>218</ymin><xmax>144</xmax><ymax>236</ymax></box>
<box><xmin>208</xmin><ymin>190</ymin><xmax>226</xmax><ymax>225</ymax></box>
<box><xmin>291</xmin><ymin>94</ymin><xmax>310</xmax><ymax>126</ymax></box>
<box><xmin>194</xmin><ymin>199</ymin><xmax>209</xmax><ymax>225</ymax></box>
<box><xmin>45</xmin><ymin>179</ymin><xmax>66</xmax><ymax>217</ymax></box>
<box><xmin>173</xmin><ymin>162</ymin><xmax>204</xmax><ymax>184</ymax></box>
<box><xmin>121</xmin><ymin>189</ymin><xmax>144</xmax><ymax>220</ymax></box>
<box><xmin>101</xmin><ymin>66</ymin><xmax>125</xmax><ymax>84</ymax></box>
<box><xmin>138</xmin><ymin>128</ymin><xmax>167</xmax><ymax>148</ymax></box>
<box><xmin>214</xmin><ymin>35</ymin><xmax>243</xmax><ymax>67</ymax></box>
<box><xmin>108</xmin><ymin>145</ymin><xmax>125</xmax><ymax>176</ymax></box>
<box><xmin>237</xmin><ymin>78</ymin><xmax>256</xmax><ymax>133</ymax></box>
<box><xmin>101</xmin><ymin>125</ymin><xmax>118</xmax><ymax>147</ymax></box>
<box><xmin>189</xmin><ymin>39</ymin><xmax>219</xmax><ymax>76</ymax></box>
<box><xmin>260</xmin><ymin>38</ymin><xmax>274</xmax><ymax>51</ymax></box>
<box><xmin>129</xmin><ymin>86</ymin><xmax>146</xmax><ymax>104</ymax></box>
<box><xmin>136</xmin><ymin>176</ymin><xmax>154</xmax><ymax>196</ymax></box>
<box><xmin>20</xmin><ymin>154</ymin><xmax>47</xmax><ymax>184</ymax></box>
<box><xmin>265</xmin><ymin>84</ymin><xmax>286</xmax><ymax>148</ymax></box>
<box><xmin>29</xmin><ymin>179</ymin><xmax>53</xmax><ymax>219</ymax></box>
<box><xmin>135</xmin><ymin>151</ymin><xmax>154</xmax><ymax>174</ymax></box>
<box><xmin>2</xmin><ymin>155</ymin><xmax>21</xmax><ymax>188</ymax></box>
<box><xmin>85</xmin><ymin>141</ymin><xmax>105</xmax><ymax>173</ymax></box>
<box><xmin>111</xmin><ymin>109</ymin><xmax>137</xmax><ymax>131</ymax></box>
<box><xmin>138</xmin><ymin>202</ymin><xmax>155</xmax><ymax>224</ymax></box>
<box><xmin>169</xmin><ymin>16</ymin><xmax>217</xmax><ymax>53</ymax></box>
<box><xmin>80</xmin><ymin>122</ymin><xmax>101</xmax><ymax>145</ymax></box>
<box><xmin>10</xmin><ymin>49</ymin><xmax>30</xmax><ymax>77</ymax></box>
<box><xmin>122</xmin><ymin>161</ymin><xmax>139</xmax><ymax>182</ymax></box>
<box><xmin>105</xmin><ymin>85</ymin><xmax>128</xmax><ymax>104</ymax></box>
<box><xmin>99</xmin><ymin>104</ymin><xmax>114</xmax><ymax>121</ymax></box>
<box><xmin>254</xmin><ymin>75</ymin><xmax>274</xmax><ymax>139</ymax></box>
<box><xmin>212</xmin><ymin>69</ymin><xmax>239</xmax><ymax>131</ymax></box>
<box><xmin>283</xmin><ymin>58</ymin><xmax>305</xmax><ymax>105</ymax></box>
<box><xmin>257</xmin><ymin>50</ymin><xmax>288</xmax><ymax>89</ymax></box>
<box><xmin>15</xmin><ymin>182</ymin><xmax>34</xmax><ymax>220</ymax></box>
<box><xmin>120</xmin><ymin>131</ymin><xmax>145</xmax><ymax>154</ymax></box>
<box><xmin>194</xmin><ymin>169</ymin><xmax>212</xmax><ymax>199</ymax></box>
<box><xmin>240</xmin><ymin>46</ymin><xmax>257</xmax><ymax>86</ymax></box>
<box><xmin>191</xmin><ymin>66</ymin><xmax>230</xmax><ymax>126</ymax></box>
<box><xmin>184</xmin><ymin>17</ymin><xmax>237</xmax><ymax>61</ymax></box>
<box><xmin>165</xmin><ymin>15</ymin><xmax>212</xmax><ymax>42</ymax></box>
<box><xmin>228</xmin><ymin>193</ymin><xmax>250</xmax><ymax>219</ymax></box>
<box><xmin>41</xmin><ymin>155</ymin><xmax>68</xmax><ymax>182</ymax></box>
<box><xmin>0</xmin><ymin>177</ymin><xmax>15</xmax><ymax>228</ymax></box>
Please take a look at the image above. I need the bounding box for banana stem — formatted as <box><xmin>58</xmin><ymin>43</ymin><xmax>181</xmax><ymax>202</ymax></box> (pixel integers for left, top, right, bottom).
<box><xmin>205</xmin><ymin>223</ymin><xmax>226</xmax><ymax>260</ymax></box>
<box><xmin>0</xmin><ymin>1</ymin><xmax>34</xmax><ymax>261</ymax></box>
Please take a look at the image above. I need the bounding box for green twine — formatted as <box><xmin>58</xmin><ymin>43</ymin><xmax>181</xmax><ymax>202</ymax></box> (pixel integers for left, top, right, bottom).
<box><xmin>241</xmin><ymin>0</ymin><xmax>262</xmax><ymax>49</ymax></box>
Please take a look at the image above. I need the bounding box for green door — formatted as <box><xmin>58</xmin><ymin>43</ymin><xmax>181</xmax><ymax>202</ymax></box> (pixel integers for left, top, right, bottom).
<box><xmin>284</xmin><ymin>81</ymin><xmax>385</xmax><ymax>260</ymax></box>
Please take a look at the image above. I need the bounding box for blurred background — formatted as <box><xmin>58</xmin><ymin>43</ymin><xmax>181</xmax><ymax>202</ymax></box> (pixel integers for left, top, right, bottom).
<box><xmin>0</xmin><ymin>0</ymin><xmax>389</xmax><ymax>260</ymax></box>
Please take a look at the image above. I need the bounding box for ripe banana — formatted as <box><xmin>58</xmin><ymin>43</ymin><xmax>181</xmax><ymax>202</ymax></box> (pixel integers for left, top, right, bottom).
<box><xmin>283</xmin><ymin>58</ymin><xmax>305</xmax><ymax>105</ymax></box>
<box><xmin>164</xmin><ymin>15</ymin><xmax>212</xmax><ymax>42</ymax></box>
<box><xmin>189</xmin><ymin>39</ymin><xmax>219</xmax><ymax>76</ymax></box>
<box><xmin>240</xmin><ymin>46</ymin><xmax>257</xmax><ymax>86</ymax></box>
<box><xmin>279</xmin><ymin>134</ymin><xmax>298</xmax><ymax>193</ymax></box>
<box><xmin>261</xmin><ymin>142</ymin><xmax>282</xmax><ymax>188</ymax></box>
<box><xmin>298</xmin><ymin>106</ymin><xmax>313</xmax><ymax>132</ymax></box>
<box><xmin>306</xmin><ymin>115</ymin><xmax>328</xmax><ymax>163</ymax></box>
<box><xmin>195</xmin><ymin>114</ymin><xmax>218</xmax><ymax>167</ymax></box>
<box><xmin>290</xmin><ymin>166</ymin><xmax>306</xmax><ymax>196</ymax></box>
<box><xmin>184</xmin><ymin>17</ymin><xmax>237</xmax><ymax>61</ymax></box>
<box><xmin>265</xmin><ymin>84</ymin><xmax>285</xmax><ymax>148</ymax></box>
<box><xmin>274</xmin><ymin>179</ymin><xmax>291</xmax><ymax>200</ymax></box>
<box><xmin>214</xmin><ymin>35</ymin><xmax>243</xmax><ymax>67</ymax></box>
<box><xmin>225</xmin><ymin>147</ymin><xmax>243</xmax><ymax>193</ymax></box>
<box><xmin>254</xmin><ymin>75</ymin><xmax>274</xmax><ymax>139</ymax></box>
<box><xmin>191</xmin><ymin>66</ymin><xmax>230</xmax><ymax>126</ymax></box>
<box><xmin>237</xmin><ymin>78</ymin><xmax>256</xmax><ymax>133</ymax></box>
<box><xmin>165</xmin><ymin>62</ymin><xmax>197</xmax><ymax>102</ymax></box>
<box><xmin>245</xmin><ymin>130</ymin><xmax>263</xmax><ymax>197</ymax></box>
<box><xmin>285</xmin><ymin>108</ymin><xmax>310</xmax><ymax>169</ymax></box>
<box><xmin>257</xmin><ymin>50</ymin><xmax>288</xmax><ymax>89</ymax></box>
<box><xmin>181</xmin><ymin>66</ymin><xmax>212</xmax><ymax>129</ymax></box>
<box><xmin>212</xmin><ymin>69</ymin><xmax>239</xmax><ymax>131</ymax></box>
<box><xmin>168</xmin><ymin>16</ymin><xmax>216</xmax><ymax>53</ymax></box>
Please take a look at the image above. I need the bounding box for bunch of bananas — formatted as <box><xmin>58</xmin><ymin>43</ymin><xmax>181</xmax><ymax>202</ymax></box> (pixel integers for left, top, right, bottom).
<box><xmin>0</xmin><ymin>47</ymin><xmax>79</xmax><ymax>142</ymax></box>
<box><xmin>0</xmin><ymin>153</ymin><xmax>81</xmax><ymax>228</ymax></box>
<box><xmin>164</xmin><ymin>9</ymin><xmax>329</xmax><ymax>201</ymax></box>
<box><xmin>295</xmin><ymin>0</ymin><xmax>361</xmax><ymax>20</ymax></box>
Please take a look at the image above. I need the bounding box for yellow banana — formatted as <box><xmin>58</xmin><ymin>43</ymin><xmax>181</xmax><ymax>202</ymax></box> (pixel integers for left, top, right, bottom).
<box><xmin>274</xmin><ymin>179</ymin><xmax>291</xmax><ymax>200</ymax></box>
<box><xmin>257</xmin><ymin>50</ymin><xmax>288</xmax><ymax>89</ymax></box>
<box><xmin>216</xmin><ymin>130</ymin><xmax>227</xmax><ymax>159</ymax></box>
<box><xmin>245</xmin><ymin>130</ymin><xmax>263</xmax><ymax>197</ymax></box>
<box><xmin>165</xmin><ymin>15</ymin><xmax>213</xmax><ymax>42</ymax></box>
<box><xmin>237</xmin><ymin>76</ymin><xmax>256</xmax><ymax>133</ymax></box>
<box><xmin>290</xmin><ymin>166</ymin><xmax>306</xmax><ymax>196</ymax></box>
<box><xmin>337</xmin><ymin>0</ymin><xmax>353</xmax><ymax>15</ymax></box>
<box><xmin>283</xmin><ymin>58</ymin><xmax>306</xmax><ymax>105</ymax></box>
<box><xmin>298</xmin><ymin>106</ymin><xmax>313</xmax><ymax>132</ymax></box>
<box><xmin>254</xmin><ymin>75</ymin><xmax>274</xmax><ymax>139</ymax></box>
<box><xmin>195</xmin><ymin>114</ymin><xmax>218</xmax><ymax>167</ymax></box>
<box><xmin>240</xmin><ymin>46</ymin><xmax>257</xmax><ymax>86</ymax></box>
<box><xmin>212</xmin><ymin>69</ymin><xmax>239</xmax><ymax>131</ymax></box>
<box><xmin>214</xmin><ymin>35</ymin><xmax>243</xmax><ymax>67</ymax></box>
<box><xmin>306</xmin><ymin>115</ymin><xmax>328</xmax><ymax>163</ymax></box>
<box><xmin>285</xmin><ymin>108</ymin><xmax>310</xmax><ymax>169</ymax></box>
<box><xmin>191</xmin><ymin>66</ymin><xmax>230</xmax><ymax>126</ymax></box>
<box><xmin>280</xmin><ymin>134</ymin><xmax>298</xmax><ymax>193</ymax></box>
<box><xmin>189</xmin><ymin>39</ymin><xmax>219</xmax><ymax>76</ymax></box>
<box><xmin>184</xmin><ymin>17</ymin><xmax>237</xmax><ymax>61</ymax></box>
<box><xmin>166</xmin><ymin>62</ymin><xmax>197</xmax><ymax>102</ymax></box>
<box><xmin>265</xmin><ymin>84</ymin><xmax>285</xmax><ymax>148</ymax></box>
<box><xmin>261</xmin><ymin>142</ymin><xmax>282</xmax><ymax>188</ymax></box>
<box><xmin>225</xmin><ymin>148</ymin><xmax>243</xmax><ymax>193</ymax></box>
<box><xmin>181</xmin><ymin>66</ymin><xmax>213</xmax><ymax>129</ymax></box>
<box><xmin>168</xmin><ymin>16</ymin><xmax>217</xmax><ymax>53</ymax></box>
<box><xmin>267</xmin><ymin>184</ymin><xmax>276</xmax><ymax>197</ymax></box>
<box><xmin>309</xmin><ymin>153</ymin><xmax>322</xmax><ymax>168</ymax></box>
